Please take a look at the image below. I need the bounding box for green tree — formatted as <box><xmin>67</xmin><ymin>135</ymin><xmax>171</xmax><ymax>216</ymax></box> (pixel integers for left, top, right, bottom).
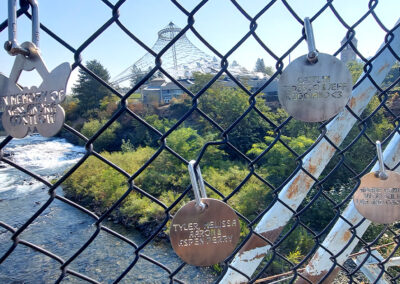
<box><xmin>265</xmin><ymin>66</ymin><xmax>274</xmax><ymax>76</ymax></box>
<box><xmin>130</xmin><ymin>66</ymin><xmax>163</xmax><ymax>87</ymax></box>
<box><xmin>254</xmin><ymin>58</ymin><xmax>274</xmax><ymax>76</ymax></box>
<box><xmin>81</xmin><ymin>119</ymin><xmax>121</xmax><ymax>151</ymax></box>
<box><xmin>167</xmin><ymin>127</ymin><xmax>205</xmax><ymax>160</ymax></box>
<box><xmin>168</xmin><ymin>94</ymin><xmax>192</xmax><ymax>120</ymax></box>
<box><xmin>190</xmin><ymin>72</ymin><xmax>216</xmax><ymax>94</ymax></box>
<box><xmin>347</xmin><ymin>60</ymin><xmax>364</xmax><ymax>84</ymax></box>
<box><xmin>247</xmin><ymin>133</ymin><xmax>314</xmax><ymax>186</ymax></box>
<box><xmin>72</xmin><ymin>60</ymin><xmax>111</xmax><ymax>115</ymax></box>
<box><xmin>383</xmin><ymin>61</ymin><xmax>400</xmax><ymax>88</ymax></box>
<box><xmin>254</xmin><ymin>58</ymin><xmax>266</xmax><ymax>73</ymax></box>
<box><xmin>62</xmin><ymin>95</ymin><xmax>80</xmax><ymax>123</ymax></box>
<box><xmin>198</xmin><ymin>84</ymin><xmax>271</xmax><ymax>153</ymax></box>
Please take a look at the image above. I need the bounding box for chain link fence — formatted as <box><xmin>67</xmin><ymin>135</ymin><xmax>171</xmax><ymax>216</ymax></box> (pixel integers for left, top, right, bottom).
<box><xmin>1</xmin><ymin>0</ymin><xmax>400</xmax><ymax>283</ymax></box>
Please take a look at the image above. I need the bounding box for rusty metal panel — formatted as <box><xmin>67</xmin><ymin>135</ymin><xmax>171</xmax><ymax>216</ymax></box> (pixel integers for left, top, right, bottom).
<box><xmin>385</xmin><ymin>256</ymin><xmax>400</xmax><ymax>267</ymax></box>
<box><xmin>351</xmin><ymin>251</ymin><xmax>400</xmax><ymax>283</ymax></box>
<box><xmin>353</xmin><ymin>250</ymin><xmax>389</xmax><ymax>284</ymax></box>
<box><xmin>221</xmin><ymin>19</ymin><xmax>400</xmax><ymax>284</ymax></box>
<box><xmin>294</xmin><ymin>132</ymin><xmax>400</xmax><ymax>283</ymax></box>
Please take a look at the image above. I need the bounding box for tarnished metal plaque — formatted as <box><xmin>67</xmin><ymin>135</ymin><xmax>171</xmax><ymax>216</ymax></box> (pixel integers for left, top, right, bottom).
<box><xmin>0</xmin><ymin>42</ymin><xmax>70</xmax><ymax>138</ymax></box>
<box><xmin>170</xmin><ymin>198</ymin><xmax>240</xmax><ymax>266</ymax></box>
<box><xmin>278</xmin><ymin>53</ymin><xmax>353</xmax><ymax>122</ymax></box>
<box><xmin>353</xmin><ymin>171</ymin><xmax>400</xmax><ymax>224</ymax></box>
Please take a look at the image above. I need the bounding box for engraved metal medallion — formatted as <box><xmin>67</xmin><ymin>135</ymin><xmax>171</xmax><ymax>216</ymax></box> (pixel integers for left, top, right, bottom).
<box><xmin>353</xmin><ymin>171</ymin><xmax>400</xmax><ymax>224</ymax></box>
<box><xmin>0</xmin><ymin>42</ymin><xmax>71</xmax><ymax>138</ymax></box>
<box><xmin>170</xmin><ymin>198</ymin><xmax>240</xmax><ymax>266</ymax></box>
<box><xmin>278</xmin><ymin>53</ymin><xmax>353</xmax><ymax>122</ymax></box>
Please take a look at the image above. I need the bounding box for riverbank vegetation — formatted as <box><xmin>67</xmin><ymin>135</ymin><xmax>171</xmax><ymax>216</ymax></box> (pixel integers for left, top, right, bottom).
<box><xmin>61</xmin><ymin>59</ymin><xmax>399</xmax><ymax>274</ymax></box>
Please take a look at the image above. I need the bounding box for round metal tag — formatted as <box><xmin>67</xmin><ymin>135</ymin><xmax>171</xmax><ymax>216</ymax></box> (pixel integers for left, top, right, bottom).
<box><xmin>353</xmin><ymin>171</ymin><xmax>400</xmax><ymax>224</ymax></box>
<box><xmin>170</xmin><ymin>198</ymin><xmax>240</xmax><ymax>266</ymax></box>
<box><xmin>278</xmin><ymin>53</ymin><xmax>353</xmax><ymax>122</ymax></box>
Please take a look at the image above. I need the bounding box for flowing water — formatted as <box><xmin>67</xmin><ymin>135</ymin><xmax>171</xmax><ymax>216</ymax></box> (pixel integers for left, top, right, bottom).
<box><xmin>0</xmin><ymin>135</ymin><xmax>216</xmax><ymax>283</ymax></box>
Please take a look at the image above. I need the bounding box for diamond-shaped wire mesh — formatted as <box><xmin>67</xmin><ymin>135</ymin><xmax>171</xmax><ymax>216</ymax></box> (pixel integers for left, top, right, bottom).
<box><xmin>0</xmin><ymin>0</ymin><xmax>400</xmax><ymax>283</ymax></box>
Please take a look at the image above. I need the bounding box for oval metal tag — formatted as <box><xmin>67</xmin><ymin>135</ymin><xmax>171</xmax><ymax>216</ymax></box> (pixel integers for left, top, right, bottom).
<box><xmin>170</xmin><ymin>198</ymin><xmax>240</xmax><ymax>266</ymax></box>
<box><xmin>353</xmin><ymin>171</ymin><xmax>400</xmax><ymax>224</ymax></box>
<box><xmin>278</xmin><ymin>53</ymin><xmax>353</xmax><ymax>122</ymax></box>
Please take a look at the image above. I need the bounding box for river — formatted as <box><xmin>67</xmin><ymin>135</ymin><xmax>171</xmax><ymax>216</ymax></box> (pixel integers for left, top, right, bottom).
<box><xmin>0</xmin><ymin>135</ymin><xmax>216</xmax><ymax>283</ymax></box>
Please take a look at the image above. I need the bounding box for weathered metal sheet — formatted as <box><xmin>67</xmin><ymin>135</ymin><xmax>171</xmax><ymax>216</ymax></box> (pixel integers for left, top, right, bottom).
<box><xmin>353</xmin><ymin>254</ymin><xmax>400</xmax><ymax>283</ymax></box>
<box><xmin>384</xmin><ymin>256</ymin><xmax>400</xmax><ymax>267</ymax></box>
<box><xmin>295</xmin><ymin>132</ymin><xmax>400</xmax><ymax>283</ymax></box>
<box><xmin>221</xmin><ymin>19</ymin><xmax>400</xmax><ymax>284</ymax></box>
<box><xmin>353</xmin><ymin>250</ymin><xmax>389</xmax><ymax>284</ymax></box>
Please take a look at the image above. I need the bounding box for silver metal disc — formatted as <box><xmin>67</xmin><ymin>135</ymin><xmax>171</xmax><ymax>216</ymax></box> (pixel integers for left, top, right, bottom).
<box><xmin>353</xmin><ymin>171</ymin><xmax>400</xmax><ymax>224</ymax></box>
<box><xmin>278</xmin><ymin>53</ymin><xmax>353</xmax><ymax>122</ymax></box>
<box><xmin>170</xmin><ymin>198</ymin><xmax>240</xmax><ymax>266</ymax></box>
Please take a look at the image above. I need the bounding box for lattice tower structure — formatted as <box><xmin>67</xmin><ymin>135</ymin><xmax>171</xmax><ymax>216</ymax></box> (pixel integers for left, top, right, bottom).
<box><xmin>112</xmin><ymin>22</ymin><xmax>216</xmax><ymax>85</ymax></box>
<box><xmin>340</xmin><ymin>36</ymin><xmax>358</xmax><ymax>63</ymax></box>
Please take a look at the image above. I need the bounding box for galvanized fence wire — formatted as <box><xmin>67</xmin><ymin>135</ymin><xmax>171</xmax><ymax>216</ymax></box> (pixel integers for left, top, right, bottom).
<box><xmin>0</xmin><ymin>0</ymin><xmax>399</xmax><ymax>283</ymax></box>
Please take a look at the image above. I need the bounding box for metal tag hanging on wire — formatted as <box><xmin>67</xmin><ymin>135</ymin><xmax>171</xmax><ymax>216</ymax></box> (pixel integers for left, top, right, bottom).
<box><xmin>0</xmin><ymin>0</ymin><xmax>71</xmax><ymax>138</ymax></box>
<box><xmin>278</xmin><ymin>17</ymin><xmax>353</xmax><ymax>122</ymax></box>
<box><xmin>353</xmin><ymin>141</ymin><xmax>400</xmax><ymax>224</ymax></box>
<box><xmin>170</xmin><ymin>161</ymin><xmax>240</xmax><ymax>266</ymax></box>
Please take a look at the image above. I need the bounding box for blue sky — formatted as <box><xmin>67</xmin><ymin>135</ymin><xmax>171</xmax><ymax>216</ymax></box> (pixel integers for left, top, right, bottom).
<box><xmin>0</xmin><ymin>0</ymin><xmax>399</xmax><ymax>92</ymax></box>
